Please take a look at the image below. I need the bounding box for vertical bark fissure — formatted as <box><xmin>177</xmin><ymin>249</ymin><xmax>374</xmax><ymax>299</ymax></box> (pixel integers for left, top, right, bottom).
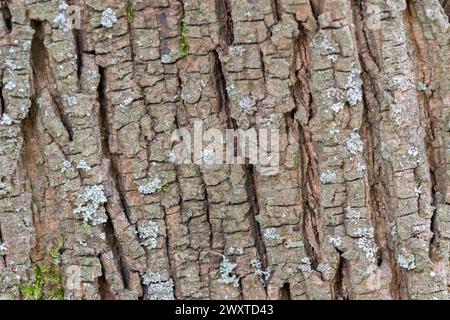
<box><xmin>1</xmin><ymin>2</ymin><xmax>12</xmax><ymax>33</ymax></box>
<box><xmin>352</xmin><ymin>1</ymin><xmax>408</xmax><ymax>299</ymax></box>
<box><xmin>97</xmin><ymin>67</ymin><xmax>133</xmax><ymax>226</ymax></box>
<box><xmin>333</xmin><ymin>252</ymin><xmax>352</xmax><ymax>300</ymax></box>
<box><xmin>97</xmin><ymin>66</ymin><xmax>137</xmax><ymax>290</ymax></box>
<box><xmin>30</xmin><ymin>20</ymin><xmax>73</xmax><ymax>141</ymax></box>
<box><xmin>73</xmin><ymin>27</ymin><xmax>83</xmax><ymax>90</ymax></box>
<box><xmin>271</xmin><ymin>0</ymin><xmax>281</xmax><ymax>24</ymax></box>
<box><xmin>309</xmin><ymin>0</ymin><xmax>323</xmax><ymax>20</ymax></box>
<box><xmin>404</xmin><ymin>3</ymin><xmax>441</xmax><ymax>259</ymax></box>
<box><xmin>103</xmin><ymin>218</ymin><xmax>130</xmax><ymax>290</ymax></box>
<box><xmin>22</xmin><ymin>97</ymin><xmax>46</xmax><ymax>263</ymax></box>
<box><xmin>126</xmin><ymin>0</ymin><xmax>136</xmax><ymax>76</ymax></box>
<box><xmin>163</xmin><ymin>212</ymin><xmax>179</xmax><ymax>299</ymax></box>
<box><xmin>215</xmin><ymin>0</ymin><xmax>234</xmax><ymax>48</ymax></box>
<box><xmin>98</xmin><ymin>257</ymin><xmax>111</xmax><ymax>300</ymax></box>
<box><xmin>0</xmin><ymin>71</ymin><xmax>5</xmax><ymax>116</ymax></box>
<box><xmin>294</xmin><ymin>23</ymin><xmax>322</xmax><ymax>270</ymax></box>
<box><xmin>279</xmin><ymin>282</ymin><xmax>291</xmax><ymax>300</ymax></box>
<box><xmin>213</xmin><ymin>49</ymin><xmax>268</xmax><ymax>291</ymax></box>
<box><xmin>213</xmin><ymin>50</ymin><xmax>236</xmax><ymax>130</ymax></box>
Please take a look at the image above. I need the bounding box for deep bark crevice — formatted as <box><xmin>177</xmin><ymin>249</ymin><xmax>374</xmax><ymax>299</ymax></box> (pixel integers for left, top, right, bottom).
<box><xmin>294</xmin><ymin>21</ymin><xmax>323</xmax><ymax>270</ymax></box>
<box><xmin>22</xmin><ymin>97</ymin><xmax>47</xmax><ymax>263</ymax></box>
<box><xmin>215</xmin><ymin>0</ymin><xmax>234</xmax><ymax>48</ymax></box>
<box><xmin>103</xmin><ymin>219</ymin><xmax>130</xmax><ymax>290</ymax></box>
<box><xmin>333</xmin><ymin>253</ymin><xmax>352</xmax><ymax>300</ymax></box>
<box><xmin>97</xmin><ymin>67</ymin><xmax>133</xmax><ymax>227</ymax></box>
<box><xmin>352</xmin><ymin>1</ymin><xmax>408</xmax><ymax>299</ymax></box>
<box><xmin>126</xmin><ymin>0</ymin><xmax>136</xmax><ymax>75</ymax></box>
<box><xmin>279</xmin><ymin>282</ymin><xmax>291</xmax><ymax>300</ymax></box>
<box><xmin>1</xmin><ymin>2</ymin><xmax>12</xmax><ymax>33</ymax></box>
<box><xmin>271</xmin><ymin>0</ymin><xmax>281</xmax><ymax>24</ymax></box>
<box><xmin>213</xmin><ymin>49</ymin><xmax>268</xmax><ymax>293</ymax></box>
<box><xmin>0</xmin><ymin>70</ymin><xmax>5</xmax><ymax>116</ymax></box>
<box><xmin>98</xmin><ymin>258</ymin><xmax>112</xmax><ymax>300</ymax></box>
<box><xmin>73</xmin><ymin>28</ymin><xmax>83</xmax><ymax>90</ymax></box>
<box><xmin>213</xmin><ymin>50</ymin><xmax>236</xmax><ymax>131</ymax></box>
<box><xmin>31</xmin><ymin>20</ymin><xmax>73</xmax><ymax>141</ymax></box>
<box><xmin>245</xmin><ymin>164</ymin><xmax>269</xmax><ymax>272</ymax></box>
<box><xmin>404</xmin><ymin>3</ymin><xmax>442</xmax><ymax>260</ymax></box>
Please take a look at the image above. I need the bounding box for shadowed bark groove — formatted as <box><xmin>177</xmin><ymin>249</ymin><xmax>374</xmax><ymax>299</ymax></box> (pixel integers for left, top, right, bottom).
<box><xmin>1</xmin><ymin>2</ymin><xmax>12</xmax><ymax>33</ymax></box>
<box><xmin>31</xmin><ymin>20</ymin><xmax>73</xmax><ymax>141</ymax></box>
<box><xmin>215</xmin><ymin>0</ymin><xmax>234</xmax><ymax>47</ymax></box>
<box><xmin>352</xmin><ymin>0</ymin><xmax>405</xmax><ymax>300</ymax></box>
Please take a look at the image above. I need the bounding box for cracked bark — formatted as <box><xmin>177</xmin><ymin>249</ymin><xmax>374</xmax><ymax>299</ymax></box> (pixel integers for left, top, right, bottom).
<box><xmin>0</xmin><ymin>0</ymin><xmax>449</xmax><ymax>300</ymax></box>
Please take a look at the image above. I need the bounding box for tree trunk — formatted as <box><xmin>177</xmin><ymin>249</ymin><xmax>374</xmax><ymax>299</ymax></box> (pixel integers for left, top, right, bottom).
<box><xmin>0</xmin><ymin>0</ymin><xmax>449</xmax><ymax>300</ymax></box>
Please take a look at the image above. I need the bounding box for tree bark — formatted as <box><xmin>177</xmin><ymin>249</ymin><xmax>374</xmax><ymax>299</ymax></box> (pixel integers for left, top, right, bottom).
<box><xmin>0</xmin><ymin>0</ymin><xmax>449</xmax><ymax>300</ymax></box>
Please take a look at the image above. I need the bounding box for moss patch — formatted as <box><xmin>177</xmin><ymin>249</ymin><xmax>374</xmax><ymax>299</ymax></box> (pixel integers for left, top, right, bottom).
<box><xmin>180</xmin><ymin>20</ymin><xmax>189</xmax><ymax>58</ymax></box>
<box><xmin>126</xmin><ymin>2</ymin><xmax>135</xmax><ymax>23</ymax></box>
<box><xmin>19</xmin><ymin>264</ymin><xmax>64</xmax><ymax>300</ymax></box>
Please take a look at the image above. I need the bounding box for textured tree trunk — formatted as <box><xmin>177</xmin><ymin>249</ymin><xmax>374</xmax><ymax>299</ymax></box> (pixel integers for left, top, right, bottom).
<box><xmin>0</xmin><ymin>0</ymin><xmax>449</xmax><ymax>300</ymax></box>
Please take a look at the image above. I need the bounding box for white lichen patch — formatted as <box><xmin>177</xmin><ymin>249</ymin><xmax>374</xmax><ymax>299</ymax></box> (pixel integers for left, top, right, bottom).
<box><xmin>328</xmin><ymin>235</ymin><xmax>343</xmax><ymax>247</ymax></box>
<box><xmin>218</xmin><ymin>256</ymin><xmax>240</xmax><ymax>287</ymax></box>
<box><xmin>74</xmin><ymin>185</ymin><xmax>108</xmax><ymax>225</ymax></box>
<box><xmin>414</xmin><ymin>185</ymin><xmax>422</xmax><ymax>196</ymax></box>
<box><xmin>330</xmin><ymin>102</ymin><xmax>344</xmax><ymax>113</ymax></box>
<box><xmin>357</xmin><ymin>237</ymin><xmax>378</xmax><ymax>259</ymax></box>
<box><xmin>328</xmin><ymin>54</ymin><xmax>338</xmax><ymax>62</ymax></box>
<box><xmin>317</xmin><ymin>262</ymin><xmax>333</xmax><ymax>277</ymax></box>
<box><xmin>298</xmin><ymin>257</ymin><xmax>312</xmax><ymax>274</ymax></box>
<box><xmin>390</xmin><ymin>74</ymin><xmax>410</xmax><ymax>90</ymax></box>
<box><xmin>345</xmin><ymin>131</ymin><xmax>364</xmax><ymax>155</ymax></box>
<box><xmin>0</xmin><ymin>114</ymin><xmax>13</xmax><ymax>126</ymax></box>
<box><xmin>355</xmin><ymin>227</ymin><xmax>378</xmax><ymax>259</ymax></box>
<box><xmin>320</xmin><ymin>170</ymin><xmax>337</xmax><ymax>184</ymax></box>
<box><xmin>138</xmin><ymin>178</ymin><xmax>162</xmax><ymax>195</ymax></box>
<box><xmin>67</xmin><ymin>95</ymin><xmax>77</xmax><ymax>106</ymax></box>
<box><xmin>311</xmin><ymin>35</ymin><xmax>337</xmax><ymax>54</ymax></box>
<box><xmin>228</xmin><ymin>45</ymin><xmax>246</xmax><ymax>56</ymax></box>
<box><xmin>4</xmin><ymin>81</ymin><xmax>16</xmax><ymax>91</ymax></box>
<box><xmin>5</xmin><ymin>59</ymin><xmax>18</xmax><ymax>71</ymax></box>
<box><xmin>238</xmin><ymin>95</ymin><xmax>257</xmax><ymax>115</ymax></box>
<box><xmin>397</xmin><ymin>253</ymin><xmax>416</xmax><ymax>270</ymax></box>
<box><xmin>417</xmin><ymin>82</ymin><xmax>427</xmax><ymax>91</ymax></box>
<box><xmin>250</xmin><ymin>259</ymin><xmax>271</xmax><ymax>285</ymax></box>
<box><xmin>53</xmin><ymin>1</ymin><xmax>71</xmax><ymax>32</ymax></box>
<box><xmin>264</xmin><ymin>228</ymin><xmax>282</xmax><ymax>241</ymax></box>
<box><xmin>345</xmin><ymin>205</ymin><xmax>361</xmax><ymax>223</ymax></box>
<box><xmin>137</xmin><ymin>220</ymin><xmax>159</xmax><ymax>249</ymax></box>
<box><xmin>227</xmin><ymin>247</ymin><xmax>244</xmax><ymax>255</ymax></box>
<box><xmin>356</xmin><ymin>161</ymin><xmax>367</xmax><ymax>172</ymax></box>
<box><xmin>61</xmin><ymin>160</ymin><xmax>72</xmax><ymax>173</ymax></box>
<box><xmin>407</xmin><ymin>145</ymin><xmax>419</xmax><ymax>158</ymax></box>
<box><xmin>345</xmin><ymin>67</ymin><xmax>363</xmax><ymax>106</ymax></box>
<box><xmin>161</xmin><ymin>54</ymin><xmax>171</xmax><ymax>64</ymax></box>
<box><xmin>100</xmin><ymin>8</ymin><xmax>117</xmax><ymax>28</ymax></box>
<box><xmin>142</xmin><ymin>272</ymin><xmax>174</xmax><ymax>300</ymax></box>
<box><xmin>0</xmin><ymin>242</ymin><xmax>7</xmax><ymax>256</ymax></box>
<box><xmin>77</xmin><ymin>160</ymin><xmax>91</xmax><ymax>172</ymax></box>
<box><xmin>119</xmin><ymin>97</ymin><xmax>133</xmax><ymax>109</ymax></box>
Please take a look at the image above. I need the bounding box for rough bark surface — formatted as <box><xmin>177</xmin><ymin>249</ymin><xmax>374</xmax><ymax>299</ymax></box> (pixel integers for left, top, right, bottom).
<box><xmin>0</xmin><ymin>0</ymin><xmax>449</xmax><ymax>300</ymax></box>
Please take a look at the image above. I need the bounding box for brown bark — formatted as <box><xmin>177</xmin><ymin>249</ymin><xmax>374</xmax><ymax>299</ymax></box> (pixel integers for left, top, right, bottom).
<box><xmin>0</xmin><ymin>0</ymin><xmax>449</xmax><ymax>300</ymax></box>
